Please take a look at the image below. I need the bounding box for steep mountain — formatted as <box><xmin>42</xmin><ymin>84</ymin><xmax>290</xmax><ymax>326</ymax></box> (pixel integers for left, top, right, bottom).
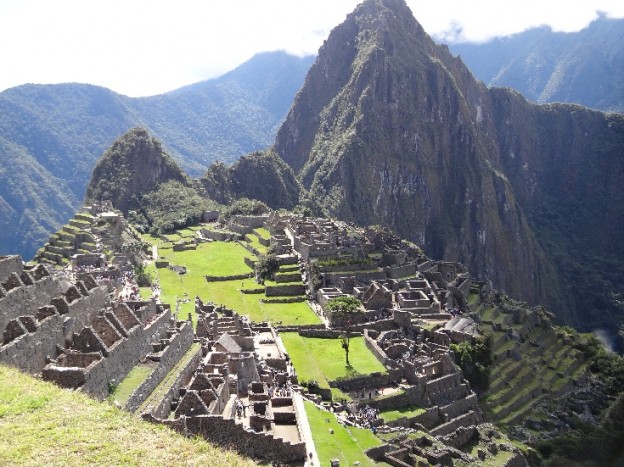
<box><xmin>0</xmin><ymin>51</ymin><xmax>313</xmax><ymax>259</ymax></box>
<box><xmin>273</xmin><ymin>0</ymin><xmax>624</xmax><ymax>337</ymax></box>
<box><xmin>201</xmin><ymin>149</ymin><xmax>301</xmax><ymax>209</ymax></box>
<box><xmin>449</xmin><ymin>16</ymin><xmax>624</xmax><ymax>113</ymax></box>
<box><xmin>85</xmin><ymin>128</ymin><xmax>189</xmax><ymax>214</ymax></box>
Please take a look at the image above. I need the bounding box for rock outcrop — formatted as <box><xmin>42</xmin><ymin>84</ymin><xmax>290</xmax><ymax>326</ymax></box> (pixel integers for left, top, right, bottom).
<box><xmin>84</xmin><ymin>128</ymin><xmax>189</xmax><ymax>215</ymax></box>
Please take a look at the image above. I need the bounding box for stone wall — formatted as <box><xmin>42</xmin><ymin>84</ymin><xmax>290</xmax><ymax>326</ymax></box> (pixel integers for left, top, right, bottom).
<box><xmin>437</xmin><ymin>425</ymin><xmax>477</xmax><ymax>449</ymax></box>
<box><xmin>0</xmin><ymin>273</ymin><xmax>60</xmax><ymax>332</ymax></box>
<box><xmin>330</xmin><ymin>372</ymin><xmax>393</xmax><ymax>392</ymax></box>
<box><xmin>324</xmin><ymin>270</ymin><xmax>386</xmax><ymax>286</ymax></box>
<box><xmin>0</xmin><ymin>255</ymin><xmax>22</xmax><ymax>282</ymax></box>
<box><xmin>205</xmin><ymin>273</ymin><xmax>253</xmax><ymax>282</ymax></box>
<box><xmin>124</xmin><ymin>322</ymin><xmax>195</xmax><ymax>412</ymax></box>
<box><xmin>145</xmin><ymin>346</ymin><xmax>203</xmax><ymax>419</ymax></box>
<box><xmin>274</xmin><ymin>273</ymin><xmax>302</xmax><ymax>283</ymax></box>
<box><xmin>43</xmin><ymin>309</ymin><xmax>173</xmax><ymax>400</ymax></box>
<box><xmin>265</xmin><ymin>284</ymin><xmax>306</xmax><ymax>297</ymax></box>
<box><xmin>298</xmin><ymin>329</ymin><xmax>362</xmax><ymax>339</ymax></box>
<box><xmin>439</xmin><ymin>393</ymin><xmax>478</xmax><ymax>421</ymax></box>
<box><xmin>156</xmin><ymin>414</ymin><xmax>306</xmax><ymax>464</ymax></box>
<box><xmin>364</xmin><ymin>329</ymin><xmax>392</xmax><ymax>366</ymax></box>
<box><xmin>366</xmin><ymin>386</ymin><xmax>426</xmax><ymax>412</ymax></box>
<box><xmin>232</xmin><ymin>215</ymin><xmax>268</xmax><ymax>229</ymax></box>
<box><xmin>0</xmin><ymin>309</ymin><xmax>64</xmax><ymax>374</ymax></box>
<box><xmin>200</xmin><ymin>229</ymin><xmax>242</xmax><ymax>242</ymax></box>
<box><xmin>384</xmin><ymin>262</ymin><xmax>417</xmax><ymax>279</ymax></box>
<box><xmin>429</xmin><ymin>410</ymin><xmax>478</xmax><ymax>437</ymax></box>
<box><xmin>0</xmin><ymin>281</ymin><xmax>109</xmax><ymax>375</ymax></box>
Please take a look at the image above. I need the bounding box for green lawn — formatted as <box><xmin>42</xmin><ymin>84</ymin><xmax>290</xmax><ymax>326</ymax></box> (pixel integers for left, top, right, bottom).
<box><xmin>379</xmin><ymin>405</ymin><xmax>426</xmax><ymax>422</ymax></box>
<box><xmin>109</xmin><ymin>364</ymin><xmax>154</xmax><ymax>406</ymax></box>
<box><xmin>158</xmin><ymin>241</ymin><xmax>253</xmax><ymax>277</ymax></box>
<box><xmin>305</xmin><ymin>401</ymin><xmax>382</xmax><ymax>467</ymax></box>
<box><xmin>254</xmin><ymin>227</ymin><xmax>271</xmax><ymax>240</ymax></box>
<box><xmin>143</xmin><ymin>239</ymin><xmax>320</xmax><ymax>327</ymax></box>
<box><xmin>280</xmin><ymin>334</ymin><xmax>387</xmax><ymax>390</ymax></box>
<box><xmin>245</xmin><ymin>235</ymin><xmax>268</xmax><ymax>255</ymax></box>
<box><xmin>204</xmin><ymin>279</ymin><xmax>321</xmax><ymax>326</ymax></box>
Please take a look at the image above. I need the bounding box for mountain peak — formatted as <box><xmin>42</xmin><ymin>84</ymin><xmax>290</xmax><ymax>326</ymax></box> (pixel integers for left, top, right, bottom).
<box><xmin>84</xmin><ymin>127</ymin><xmax>188</xmax><ymax>214</ymax></box>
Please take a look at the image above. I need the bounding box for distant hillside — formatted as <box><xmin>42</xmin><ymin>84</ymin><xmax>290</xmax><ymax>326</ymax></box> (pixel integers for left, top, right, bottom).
<box><xmin>449</xmin><ymin>16</ymin><xmax>624</xmax><ymax>113</ymax></box>
<box><xmin>0</xmin><ymin>51</ymin><xmax>314</xmax><ymax>259</ymax></box>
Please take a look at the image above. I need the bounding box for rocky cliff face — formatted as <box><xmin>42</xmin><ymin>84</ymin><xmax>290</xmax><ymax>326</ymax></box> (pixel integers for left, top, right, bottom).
<box><xmin>85</xmin><ymin>128</ymin><xmax>189</xmax><ymax>214</ymax></box>
<box><xmin>201</xmin><ymin>150</ymin><xmax>300</xmax><ymax>210</ymax></box>
<box><xmin>273</xmin><ymin>0</ymin><xmax>624</xmax><ymax>330</ymax></box>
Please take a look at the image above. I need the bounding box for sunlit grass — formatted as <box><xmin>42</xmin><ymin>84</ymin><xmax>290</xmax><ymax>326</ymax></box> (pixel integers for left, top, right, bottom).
<box><xmin>0</xmin><ymin>365</ymin><xmax>254</xmax><ymax>466</ymax></box>
<box><xmin>304</xmin><ymin>400</ymin><xmax>382</xmax><ymax>466</ymax></box>
<box><xmin>280</xmin><ymin>333</ymin><xmax>386</xmax><ymax>390</ymax></box>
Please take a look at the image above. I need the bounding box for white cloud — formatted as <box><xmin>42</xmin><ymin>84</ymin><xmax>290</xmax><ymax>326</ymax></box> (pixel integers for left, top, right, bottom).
<box><xmin>0</xmin><ymin>0</ymin><xmax>622</xmax><ymax>96</ymax></box>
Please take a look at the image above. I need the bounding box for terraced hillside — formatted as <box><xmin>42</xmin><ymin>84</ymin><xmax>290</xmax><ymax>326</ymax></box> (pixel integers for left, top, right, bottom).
<box><xmin>35</xmin><ymin>207</ymin><xmax>136</xmax><ymax>266</ymax></box>
<box><xmin>471</xmin><ymin>293</ymin><xmax>587</xmax><ymax>427</ymax></box>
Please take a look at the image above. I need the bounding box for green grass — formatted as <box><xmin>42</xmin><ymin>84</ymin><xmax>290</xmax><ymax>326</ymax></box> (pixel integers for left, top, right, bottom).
<box><xmin>304</xmin><ymin>401</ymin><xmax>382</xmax><ymax>467</ymax></box>
<box><xmin>245</xmin><ymin>235</ymin><xmax>268</xmax><ymax>255</ymax></box>
<box><xmin>204</xmin><ymin>279</ymin><xmax>321</xmax><ymax>325</ymax></box>
<box><xmin>280</xmin><ymin>334</ymin><xmax>387</xmax><ymax>390</ymax></box>
<box><xmin>0</xmin><ymin>365</ymin><xmax>254</xmax><ymax>466</ymax></box>
<box><xmin>109</xmin><ymin>364</ymin><xmax>154</xmax><ymax>406</ymax></box>
<box><xmin>158</xmin><ymin>241</ymin><xmax>253</xmax><ymax>277</ymax></box>
<box><xmin>144</xmin><ymin>238</ymin><xmax>321</xmax><ymax>326</ymax></box>
<box><xmin>254</xmin><ymin>227</ymin><xmax>271</xmax><ymax>240</ymax></box>
<box><xmin>379</xmin><ymin>405</ymin><xmax>426</xmax><ymax>422</ymax></box>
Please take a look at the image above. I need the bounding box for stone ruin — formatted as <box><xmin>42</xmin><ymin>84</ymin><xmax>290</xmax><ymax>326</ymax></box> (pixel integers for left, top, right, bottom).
<box><xmin>138</xmin><ymin>298</ymin><xmax>307</xmax><ymax>464</ymax></box>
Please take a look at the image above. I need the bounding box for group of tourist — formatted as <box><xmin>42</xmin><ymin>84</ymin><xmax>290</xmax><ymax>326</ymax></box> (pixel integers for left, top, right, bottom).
<box><xmin>349</xmin><ymin>404</ymin><xmax>380</xmax><ymax>428</ymax></box>
<box><xmin>448</xmin><ymin>307</ymin><xmax>464</xmax><ymax>318</ymax></box>
<box><xmin>268</xmin><ymin>382</ymin><xmax>292</xmax><ymax>399</ymax></box>
<box><xmin>364</xmin><ymin>308</ymin><xmax>393</xmax><ymax>323</ymax></box>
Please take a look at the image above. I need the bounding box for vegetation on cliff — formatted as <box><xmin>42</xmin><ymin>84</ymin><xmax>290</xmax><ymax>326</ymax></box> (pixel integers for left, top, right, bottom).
<box><xmin>272</xmin><ymin>0</ymin><xmax>624</xmax><ymax>347</ymax></box>
<box><xmin>85</xmin><ymin>128</ymin><xmax>189</xmax><ymax>215</ymax></box>
<box><xmin>450</xmin><ymin>16</ymin><xmax>624</xmax><ymax>113</ymax></box>
<box><xmin>201</xmin><ymin>149</ymin><xmax>301</xmax><ymax>210</ymax></box>
<box><xmin>0</xmin><ymin>52</ymin><xmax>313</xmax><ymax>259</ymax></box>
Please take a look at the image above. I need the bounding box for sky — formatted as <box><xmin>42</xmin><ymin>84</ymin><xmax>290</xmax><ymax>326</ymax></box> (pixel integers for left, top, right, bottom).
<box><xmin>1</xmin><ymin>0</ymin><xmax>623</xmax><ymax>97</ymax></box>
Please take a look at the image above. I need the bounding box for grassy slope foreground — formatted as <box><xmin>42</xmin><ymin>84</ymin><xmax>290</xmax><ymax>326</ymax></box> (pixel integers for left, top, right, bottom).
<box><xmin>0</xmin><ymin>365</ymin><xmax>254</xmax><ymax>466</ymax></box>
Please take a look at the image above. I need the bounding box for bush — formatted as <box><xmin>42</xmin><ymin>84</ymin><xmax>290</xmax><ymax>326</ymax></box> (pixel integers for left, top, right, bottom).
<box><xmin>254</xmin><ymin>253</ymin><xmax>279</xmax><ymax>281</ymax></box>
<box><xmin>450</xmin><ymin>336</ymin><xmax>492</xmax><ymax>390</ymax></box>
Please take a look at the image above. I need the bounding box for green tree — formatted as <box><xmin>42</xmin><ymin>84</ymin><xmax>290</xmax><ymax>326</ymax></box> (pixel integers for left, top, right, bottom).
<box><xmin>326</xmin><ymin>296</ymin><xmax>362</xmax><ymax>366</ymax></box>
<box><xmin>254</xmin><ymin>253</ymin><xmax>279</xmax><ymax>282</ymax></box>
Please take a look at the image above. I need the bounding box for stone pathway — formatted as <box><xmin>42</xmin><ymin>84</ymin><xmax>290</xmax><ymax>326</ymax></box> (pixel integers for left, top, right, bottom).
<box><xmin>292</xmin><ymin>391</ymin><xmax>319</xmax><ymax>466</ymax></box>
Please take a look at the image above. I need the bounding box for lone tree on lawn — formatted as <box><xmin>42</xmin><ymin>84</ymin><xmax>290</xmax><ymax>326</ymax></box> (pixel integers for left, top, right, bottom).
<box><xmin>326</xmin><ymin>296</ymin><xmax>362</xmax><ymax>366</ymax></box>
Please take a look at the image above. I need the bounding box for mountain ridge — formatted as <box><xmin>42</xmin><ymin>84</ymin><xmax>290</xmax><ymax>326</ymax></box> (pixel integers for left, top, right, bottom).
<box><xmin>0</xmin><ymin>51</ymin><xmax>314</xmax><ymax>259</ymax></box>
<box><xmin>449</xmin><ymin>15</ymin><xmax>624</xmax><ymax>113</ymax></box>
<box><xmin>271</xmin><ymin>0</ymin><xmax>624</xmax><ymax>338</ymax></box>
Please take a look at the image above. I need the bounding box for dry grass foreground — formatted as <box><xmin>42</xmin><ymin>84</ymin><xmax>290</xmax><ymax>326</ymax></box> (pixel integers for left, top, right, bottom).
<box><xmin>0</xmin><ymin>365</ymin><xmax>255</xmax><ymax>466</ymax></box>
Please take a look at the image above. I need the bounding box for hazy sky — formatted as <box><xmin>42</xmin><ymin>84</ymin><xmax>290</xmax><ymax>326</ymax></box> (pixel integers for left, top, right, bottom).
<box><xmin>1</xmin><ymin>0</ymin><xmax>623</xmax><ymax>97</ymax></box>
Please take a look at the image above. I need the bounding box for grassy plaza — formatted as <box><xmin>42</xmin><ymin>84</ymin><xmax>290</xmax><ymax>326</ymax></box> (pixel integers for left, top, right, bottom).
<box><xmin>141</xmin><ymin>234</ymin><xmax>321</xmax><ymax>326</ymax></box>
<box><xmin>280</xmin><ymin>333</ymin><xmax>387</xmax><ymax>396</ymax></box>
<box><xmin>304</xmin><ymin>400</ymin><xmax>382</xmax><ymax>467</ymax></box>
